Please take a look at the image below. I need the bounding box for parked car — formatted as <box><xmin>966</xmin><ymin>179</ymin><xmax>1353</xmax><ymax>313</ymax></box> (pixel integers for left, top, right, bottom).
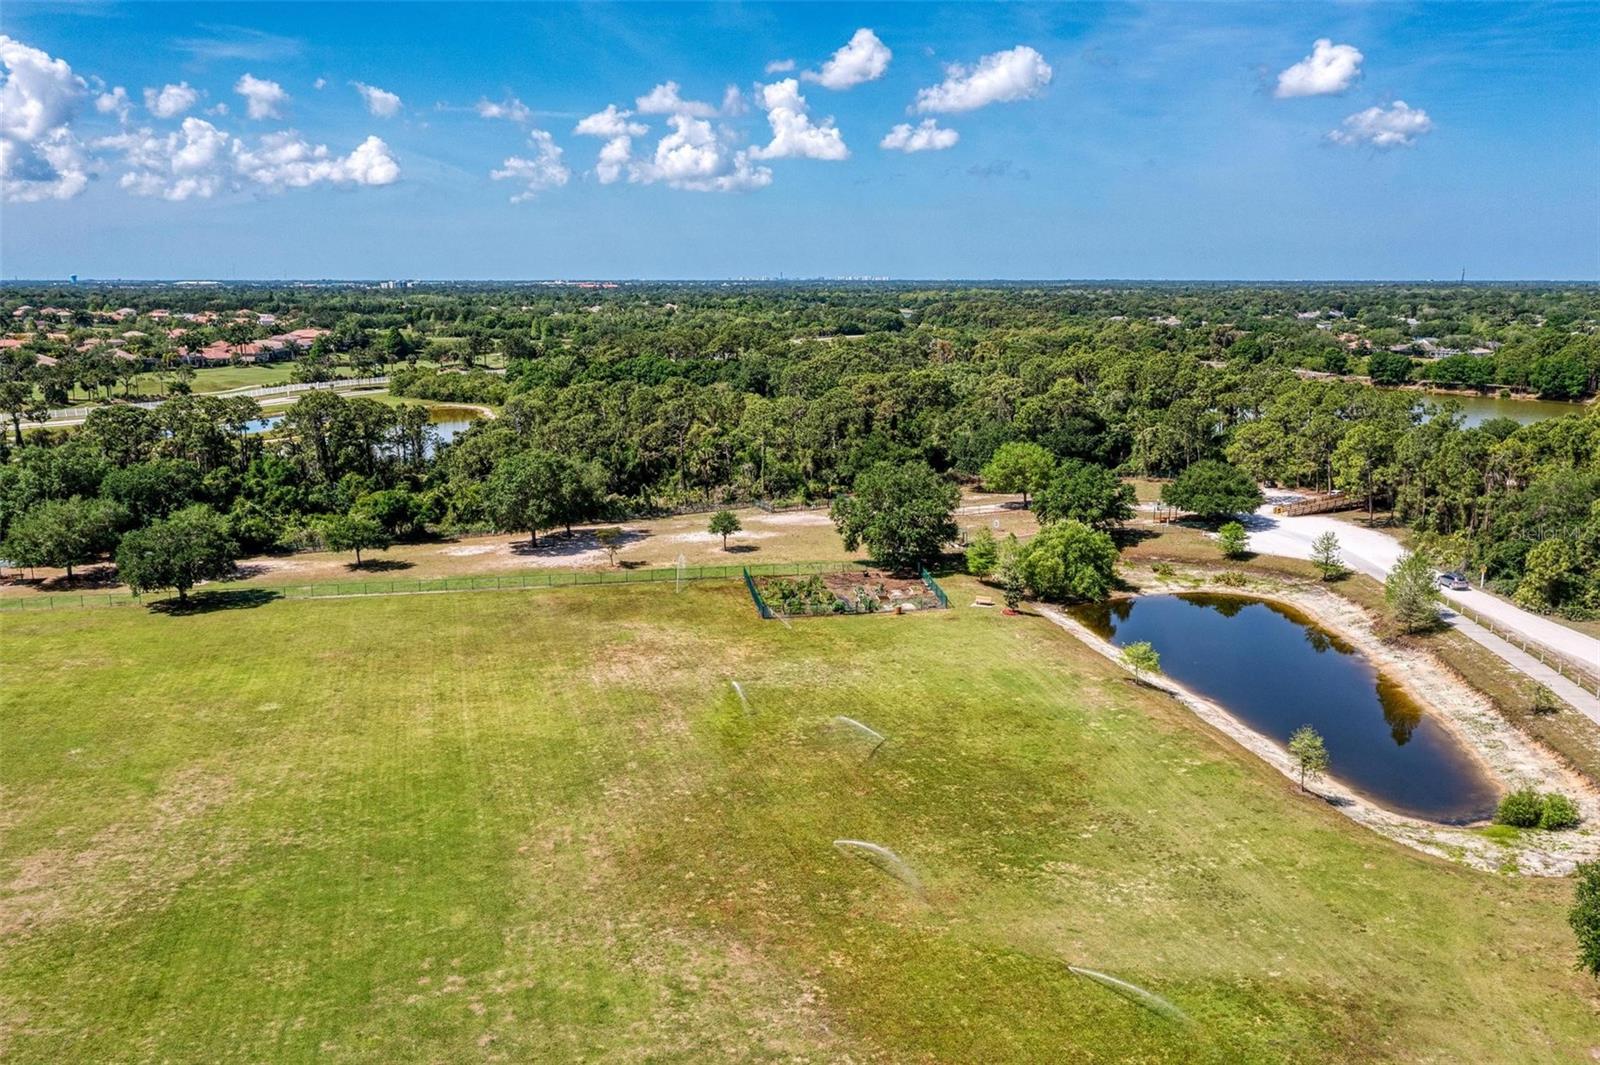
<box><xmin>1436</xmin><ymin>571</ymin><xmax>1470</xmax><ymax>590</ymax></box>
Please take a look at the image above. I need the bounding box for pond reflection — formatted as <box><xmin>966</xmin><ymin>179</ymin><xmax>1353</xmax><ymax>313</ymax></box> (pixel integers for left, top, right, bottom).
<box><xmin>1072</xmin><ymin>593</ymin><xmax>1498</xmax><ymax>823</ymax></box>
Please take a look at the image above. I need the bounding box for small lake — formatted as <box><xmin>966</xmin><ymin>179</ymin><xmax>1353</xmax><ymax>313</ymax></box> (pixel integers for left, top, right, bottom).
<box><xmin>245</xmin><ymin>405</ymin><xmax>481</xmax><ymax>450</ymax></box>
<box><xmin>1072</xmin><ymin>593</ymin><xmax>1499</xmax><ymax>824</ymax></box>
<box><xmin>1414</xmin><ymin>392</ymin><xmax>1589</xmax><ymax>428</ymax></box>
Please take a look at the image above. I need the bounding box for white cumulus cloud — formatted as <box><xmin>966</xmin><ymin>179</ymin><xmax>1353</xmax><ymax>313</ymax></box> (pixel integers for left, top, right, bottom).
<box><xmin>880</xmin><ymin>118</ymin><xmax>958</xmax><ymax>153</ymax></box>
<box><xmin>475</xmin><ymin>96</ymin><xmax>531</xmax><ymax>123</ymax></box>
<box><xmin>764</xmin><ymin>59</ymin><xmax>795</xmax><ymax>75</ymax></box>
<box><xmin>631</xmin><ymin>113</ymin><xmax>770</xmax><ymax>192</ymax></box>
<box><xmin>803</xmin><ymin>28</ymin><xmax>891</xmax><ymax>90</ymax></box>
<box><xmin>101</xmin><ymin>117</ymin><xmax>399</xmax><ymax>199</ymax></box>
<box><xmin>144</xmin><ymin>82</ymin><xmax>199</xmax><ymax>119</ymax></box>
<box><xmin>235</xmin><ymin>73</ymin><xmax>288</xmax><ymax>119</ymax></box>
<box><xmin>96</xmin><ymin>85</ymin><xmax>132</xmax><ymax>123</ymax></box>
<box><xmin>573</xmin><ymin>104</ymin><xmax>647</xmax><ymax>184</ymax></box>
<box><xmin>574</xmin><ymin>104</ymin><xmax>647</xmax><ymax>139</ymax></box>
<box><xmin>1275</xmin><ymin>39</ymin><xmax>1363</xmax><ymax>98</ymax></box>
<box><xmin>1327</xmin><ymin>100</ymin><xmax>1433</xmax><ymax>148</ymax></box>
<box><xmin>914</xmin><ymin>45</ymin><xmax>1052</xmax><ymax>113</ymax></box>
<box><xmin>353</xmin><ymin>82</ymin><xmax>402</xmax><ymax>117</ymax></box>
<box><xmin>0</xmin><ymin>34</ymin><xmax>90</xmax><ymax>202</ymax></box>
<box><xmin>748</xmin><ymin>79</ymin><xmax>847</xmax><ymax>161</ymax></box>
<box><xmin>491</xmin><ymin>129</ymin><xmax>569</xmax><ymax>202</ymax></box>
<box><xmin>635</xmin><ymin>81</ymin><xmax>716</xmax><ymax>118</ymax></box>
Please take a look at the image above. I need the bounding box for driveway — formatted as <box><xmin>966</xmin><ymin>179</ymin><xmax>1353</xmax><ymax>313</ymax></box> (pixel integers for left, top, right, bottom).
<box><xmin>1243</xmin><ymin>505</ymin><xmax>1600</xmax><ymax>721</ymax></box>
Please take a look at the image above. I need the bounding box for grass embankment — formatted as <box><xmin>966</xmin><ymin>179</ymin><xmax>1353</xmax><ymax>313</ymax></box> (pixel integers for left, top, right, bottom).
<box><xmin>3</xmin><ymin>583</ymin><xmax>1596</xmax><ymax>1062</ymax></box>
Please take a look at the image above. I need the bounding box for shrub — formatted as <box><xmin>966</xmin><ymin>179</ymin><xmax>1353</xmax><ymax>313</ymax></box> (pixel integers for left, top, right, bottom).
<box><xmin>1217</xmin><ymin>521</ymin><xmax>1249</xmax><ymax>559</ymax></box>
<box><xmin>1572</xmin><ymin>862</ymin><xmax>1600</xmax><ymax>978</ymax></box>
<box><xmin>1216</xmin><ymin>570</ymin><xmax>1247</xmax><ymax>587</ymax></box>
<box><xmin>1494</xmin><ymin>788</ymin><xmax>1545</xmax><ymax>828</ymax></box>
<box><xmin>1530</xmin><ymin>685</ymin><xmax>1561</xmax><ymax>716</ymax></box>
<box><xmin>1541</xmin><ymin>793</ymin><xmax>1582</xmax><ymax>831</ymax></box>
<box><xmin>1151</xmin><ymin>561</ymin><xmax>1176</xmax><ymax>577</ymax></box>
<box><xmin>965</xmin><ymin>527</ymin><xmax>998</xmax><ymax>577</ymax></box>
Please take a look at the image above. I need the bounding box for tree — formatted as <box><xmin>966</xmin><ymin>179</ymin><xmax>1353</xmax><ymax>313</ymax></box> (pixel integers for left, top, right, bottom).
<box><xmin>1217</xmin><ymin>521</ymin><xmax>1249</xmax><ymax>559</ymax></box>
<box><xmin>1287</xmin><ymin>725</ymin><xmax>1330</xmax><ymax>793</ymax></box>
<box><xmin>1310</xmin><ymin>530</ymin><xmax>1344</xmax><ymax>580</ymax></box>
<box><xmin>1017</xmin><ymin>520</ymin><xmax>1119</xmax><ymax>602</ymax></box>
<box><xmin>965</xmin><ymin>527</ymin><xmax>998</xmax><ymax>577</ymax></box>
<box><xmin>100</xmin><ymin>459</ymin><xmax>203</xmax><ymax>526</ymax></box>
<box><xmin>1160</xmin><ymin>460</ymin><xmax>1263</xmax><ymax>522</ymax></box>
<box><xmin>708</xmin><ymin>509</ymin><xmax>741</xmax><ymax>549</ymax></box>
<box><xmin>485</xmin><ymin>449</ymin><xmax>564</xmax><ymax>545</ymax></box>
<box><xmin>997</xmin><ymin>534</ymin><xmax>1026</xmax><ymax>611</ymax></box>
<box><xmin>595</xmin><ymin>526</ymin><xmax>624</xmax><ymax>565</ymax></box>
<box><xmin>1034</xmin><ymin>460</ymin><xmax>1135</xmax><ymax>529</ymax></box>
<box><xmin>1366</xmin><ymin>349</ymin><xmax>1414</xmax><ymax>386</ymax></box>
<box><xmin>830</xmin><ymin>461</ymin><xmax>958</xmax><ymax>573</ymax></box>
<box><xmin>1385</xmin><ymin>550</ymin><xmax>1441</xmax><ymax>633</ymax></box>
<box><xmin>115</xmin><ymin>504</ymin><xmax>238</xmax><ymax>602</ymax></box>
<box><xmin>321</xmin><ymin>511</ymin><xmax>391</xmax><ymax>566</ymax></box>
<box><xmin>1514</xmin><ymin>540</ymin><xmax>1578</xmax><ymax>614</ymax></box>
<box><xmin>0</xmin><ymin>497</ymin><xmax>122</xmax><ymax>580</ymax></box>
<box><xmin>355</xmin><ymin>488</ymin><xmax>422</xmax><ymax>538</ymax></box>
<box><xmin>1121</xmin><ymin>641</ymin><xmax>1161</xmax><ymax>678</ymax></box>
<box><xmin>981</xmin><ymin>441</ymin><xmax>1056</xmax><ymax>506</ymax></box>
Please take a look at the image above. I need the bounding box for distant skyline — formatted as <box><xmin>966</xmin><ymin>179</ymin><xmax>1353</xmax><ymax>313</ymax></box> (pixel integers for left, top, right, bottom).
<box><xmin>2</xmin><ymin>2</ymin><xmax>1597</xmax><ymax>280</ymax></box>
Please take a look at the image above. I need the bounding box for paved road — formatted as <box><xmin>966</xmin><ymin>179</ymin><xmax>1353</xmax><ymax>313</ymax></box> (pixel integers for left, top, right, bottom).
<box><xmin>1243</xmin><ymin>504</ymin><xmax>1600</xmax><ymax>722</ymax></box>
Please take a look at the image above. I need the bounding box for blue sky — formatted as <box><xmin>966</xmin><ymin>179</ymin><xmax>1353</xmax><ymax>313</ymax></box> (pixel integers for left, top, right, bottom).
<box><xmin>1</xmin><ymin>2</ymin><xmax>1596</xmax><ymax>280</ymax></box>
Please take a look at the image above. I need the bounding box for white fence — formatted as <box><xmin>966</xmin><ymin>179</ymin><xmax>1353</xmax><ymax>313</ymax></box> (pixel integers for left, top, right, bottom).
<box><xmin>44</xmin><ymin>376</ymin><xmax>391</xmax><ymax>422</ymax></box>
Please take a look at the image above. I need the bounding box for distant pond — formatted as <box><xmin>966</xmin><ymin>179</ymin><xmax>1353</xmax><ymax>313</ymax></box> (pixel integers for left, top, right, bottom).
<box><xmin>1414</xmin><ymin>391</ymin><xmax>1590</xmax><ymax>428</ymax></box>
<box><xmin>1071</xmin><ymin>593</ymin><xmax>1499</xmax><ymax>824</ymax></box>
<box><xmin>246</xmin><ymin>404</ymin><xmax>482</xmax><ymax>452</ymax></box>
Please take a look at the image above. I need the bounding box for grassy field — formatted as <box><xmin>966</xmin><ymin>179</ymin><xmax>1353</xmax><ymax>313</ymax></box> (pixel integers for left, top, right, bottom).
<box><xmin>3</xmin><ymin>581</ymin><xmax>1597</xmax><ymax>1062</ymax></box>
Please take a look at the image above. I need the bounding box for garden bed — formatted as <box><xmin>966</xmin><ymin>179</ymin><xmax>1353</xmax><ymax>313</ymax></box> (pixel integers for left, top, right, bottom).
<box><xmin>755</xmin><ymin>569</ymin><xmax>942</xmax><ymax>617</ymax></box>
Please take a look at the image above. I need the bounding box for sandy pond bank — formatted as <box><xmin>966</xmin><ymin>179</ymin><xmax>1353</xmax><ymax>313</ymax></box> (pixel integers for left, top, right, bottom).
<box><xmin>1039</xmin><ymin>567</ymin><xmax>1600</xmax><ymax>876</ymax></box>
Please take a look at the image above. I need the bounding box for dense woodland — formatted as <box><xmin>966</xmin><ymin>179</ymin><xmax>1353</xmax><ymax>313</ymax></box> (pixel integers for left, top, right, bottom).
<box><xmin>1</xmin><ymin>283</ymin><xmax>1597</xmax><ymax>615</ymax></box>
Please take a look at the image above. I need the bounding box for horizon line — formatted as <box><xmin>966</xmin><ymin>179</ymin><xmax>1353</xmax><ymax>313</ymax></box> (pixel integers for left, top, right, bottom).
<box><xmin>4</xmin><ymin>277</ymin><xmax>1599</xmax><ymax>286</ymax></box>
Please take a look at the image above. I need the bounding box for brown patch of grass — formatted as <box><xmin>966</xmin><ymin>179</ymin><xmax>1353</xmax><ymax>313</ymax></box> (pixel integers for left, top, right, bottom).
<box><xmin>1</xmin><ymin>768</ymin><xmax>238</xmax><ymax>937</ymax></box>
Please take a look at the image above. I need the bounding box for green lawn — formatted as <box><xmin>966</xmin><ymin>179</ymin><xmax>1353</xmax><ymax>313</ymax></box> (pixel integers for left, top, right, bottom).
<box><xmin>2</xmin><ymin>581</ymin><xmax>1595</xmax><ymax>1062</ymax></box>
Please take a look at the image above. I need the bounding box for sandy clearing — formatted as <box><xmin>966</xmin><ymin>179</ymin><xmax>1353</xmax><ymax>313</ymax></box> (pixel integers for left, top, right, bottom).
<box><xmin>659</xmin><ymin>530</ymin><xmax>777</xmax><ymax>545</ymax></box>
<box><xmin>1039</xmin><ymin>568</ymin><xmax>1600</xmax><ymax>876</ymax></box>
<box><xmin>747</xmin><ymin>511</ymin><xmax>832</xmax><ymax>527</ymax></box>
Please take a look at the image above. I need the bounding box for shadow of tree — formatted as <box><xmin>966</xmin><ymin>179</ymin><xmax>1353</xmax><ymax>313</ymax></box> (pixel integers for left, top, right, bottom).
<box><xmin>147</xmin><ymin>588</ymin><xmax>282</xmax><ymax>614</ymax></box>
<box><xmin>509</xmin><ymin>527</ymin><xmax>651</xmax><ymax>559</ymax></box>
<box><xmin>348</xmin><ymin>558</ymin><xmax>414</xmax><ymax>572</ymax></box>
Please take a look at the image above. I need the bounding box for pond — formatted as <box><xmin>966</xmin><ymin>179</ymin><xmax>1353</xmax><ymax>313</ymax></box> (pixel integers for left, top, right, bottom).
<box><xmin>1414</xmin><ymin>391</ymin><xmax>1589</xmax><ymax>428</ymax></box>
<box><xmin>245</xmin><ymin>404</ymin><xmax>482</xmax><ymax>450</ymax></box>
<box><xmin>1071</xmin><ymin>593</ymin><xmax>1500</xmax><ymax>824</ymax></box>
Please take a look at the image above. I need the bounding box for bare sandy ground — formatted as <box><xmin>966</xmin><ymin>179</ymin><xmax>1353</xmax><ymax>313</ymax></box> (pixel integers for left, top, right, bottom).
<box><xmin>1040</xmin><ymin>566</ymin><xmax>1600</xmax><ymax>876</ymax></box>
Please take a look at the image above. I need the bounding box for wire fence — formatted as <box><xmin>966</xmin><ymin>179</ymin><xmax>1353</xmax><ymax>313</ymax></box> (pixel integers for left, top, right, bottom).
<box><xmin>1446</xmin><ymin>601</ymin><xmax>1600</xmax><ymax>697</ymax></box>
<box><xmin>0</xmin><ymin>560</ymin><xmax>873</xmax><ymax>613</ymax></box>
<box><xmin>742</xmin><ymin>566</ymin><xmax>951</xmax><ymax>619</ymax></box>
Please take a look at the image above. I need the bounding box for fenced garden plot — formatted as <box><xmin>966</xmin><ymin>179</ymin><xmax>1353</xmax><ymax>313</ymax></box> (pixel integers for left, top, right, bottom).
<box><xmin>745</xmin><ymin>568</ymin><xmax>949</xmax><ymax>619</ymax></box>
